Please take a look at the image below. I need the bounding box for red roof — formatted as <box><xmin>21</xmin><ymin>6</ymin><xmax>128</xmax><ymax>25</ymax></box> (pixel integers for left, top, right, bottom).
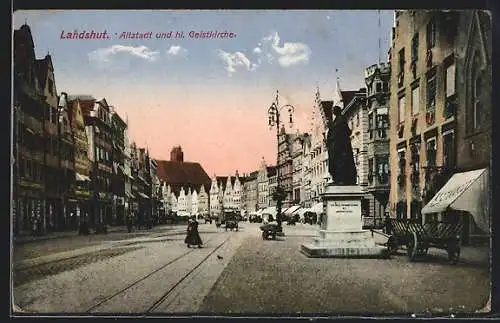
<box><xmin>156</xmin><ymin>159</ymin><xmax>211</xmax><ymax>196</ymax></box>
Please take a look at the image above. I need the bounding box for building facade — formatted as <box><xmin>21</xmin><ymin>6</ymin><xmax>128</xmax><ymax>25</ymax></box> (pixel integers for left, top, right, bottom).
<box><xmin>67</xmin><ymin>96</ymin><xmax>93</xmax><ymax>229</ymax></box>
<box><xmin>13</xmin><ymin>24</ymin><xmax>48</xmax><ymax>235</ymax></box>
<box><xmin>308</xmin><ymin>89</ymin><xmax>334</xmax><ymax>207</ymax></box>
<box><xmin>364</xmin><ymin>63</ymin><xmax>391</xmax><ymax>225</ymax></box>
<box><xmin>389</xmin><ymin>10</ymin><xmax>459</xmax><ymax>221</ymax></box>
<box><xmin>156</xmin><ymin>146</ymin><xmax>211</xmax><ymax>216</ymax></box>
<box><xmin>301</xmin><ymin>135</ymin><xmax>313</xmax><ymax>208</ymax></box>
<box><xmin>242</xmin><ymin>171</ymin><xmax>259</xmax><ymax>213</ymax></box>
<box><xmin>110</xmin><ymin>108</ymin><xmax>127</xmax><ymax>225</ymax></box>
<box><xmin>267</xmin><ymin>167</ymin><xmax>278</xmax><ymax>207</ymax></box>
<box><xmin>257</xmin><ymin>159</ymin><xmax>270</xmax><ymax>209</ymax></box>
<box><xmin>277</xmin><ymin>126</ymin><xmax>293</xmax><ymax>207</ymax></box>
<box><xmin>57</xmin><ymin>93</ymin><xmax>77</xmax><ymax>229</ymax></box>
<box><xmin>453</xmin><ymin>10</ymin><xmax>492</xmax><ymax>243</ymax></box>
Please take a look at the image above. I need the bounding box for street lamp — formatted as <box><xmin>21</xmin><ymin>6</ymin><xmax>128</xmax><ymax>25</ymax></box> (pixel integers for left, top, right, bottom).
<box><xmin>267</xmin><ymin>90</ymin><xmax>295</xmax><ymax>230</ymax></box>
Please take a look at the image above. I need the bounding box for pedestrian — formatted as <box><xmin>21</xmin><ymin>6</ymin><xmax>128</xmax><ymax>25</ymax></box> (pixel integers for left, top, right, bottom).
<box><xmin>185</xmin><ymin>217</ymin><xmax>203</xmax><ymax>248</ymax></box>
<box><xmin>127</xmin><ymin>215</ymin><xmax>133</xmax><ymax>233</ymax></box>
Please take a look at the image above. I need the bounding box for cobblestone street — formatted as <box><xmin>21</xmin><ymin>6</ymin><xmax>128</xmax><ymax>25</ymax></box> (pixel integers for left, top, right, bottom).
<box><xmin>12</xmin><ymin>222</ymin><xmax>491</xmax><ymax>315</ymax></box>
<box><xmin>199</xmin><ymin>224</ymin><xmax>491</xmax><ymax>315</ymax></box>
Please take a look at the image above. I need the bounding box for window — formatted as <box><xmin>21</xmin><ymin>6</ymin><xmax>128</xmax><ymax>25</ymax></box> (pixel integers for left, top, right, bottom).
<box><xmin>410</xmin><ymin>143</ymin><xmax>420</xmax><ymax>173</ymax></box>
<box><xmin>377</xmin><ymin>156</ymin><xmax>389</xmax><ymax>184</ymax></box>
<box><xmin>48</xmin><ymin>79</ymin><xmax>54</xmax><ymax>95</ymax></box>
<box><xmin>398</xmin><ymin>48</ymin><xmax>405</xmax><ymax>74</ymax></box>
<box><xmin>471</xmin><ymin>52</ymin><xmax>484</xmax><ymax>131</ymax></box>
<box><xmin>426</xmin><ymin>76</ymin><xmax>436</xmax><ymax>111</ymax></box>
<box><xmin>356</xmin><ymin>112</ymin><xmax>359</xmax><ymax>127</ymax></box>
<box><xmin>426</xmin><ymin>138</ymin><xmax>436</xmax><ymax>167</ymax></box>
<box><xmin>383</xmin><ymin>82</ymin><xmax>389</xmax><ymax>92</ymax></box>
<box><xmin>368</xmin><ymin>112</ymin><xmax>374</xmax><ymax>139</ymax></box>
<box><xmin>411</xmin><ymin>33</ymin><xmax>419</xmax><ymax>62</ymax></box>
<box><xmin>398</xmin><ymin>96</ymin><xmax>406</xmax><ymax>124</ymax></box>
<box><xmin>368</xmin><ymin>158</ymin><xmax>374</xmax><ymax>184</ymax></box>
<box><xmin>446</xmin><ymin>63</ymin><xmax>456</xmax><ymax>97</ymax></box>
<box><xmin>426</xmin><ymin>17</ymin><xmax>436</xmax><ymax>49</ymax></box>
<box><xmin>443</xmin><ymin>131</ymin><xmax>455</xmax><ymax>170</ymax></box>
<box><xmin>398</xmin><ymin>150</ymin><xmax>406</xmax><ymax>175</ymax></box>
<box><xmin>376</xmin><ymin>82</ymin><xmax>382</xmax><ymax>93</ymax></box>
<box><xmin>377</xmin><ymin>113</ymin><xmax>388</xmax><ymax>138</ymax></box>
<box><xmin>411</xmin><ymin>86</ymin><xmax>420</xmax><ymax>115</ymax></box>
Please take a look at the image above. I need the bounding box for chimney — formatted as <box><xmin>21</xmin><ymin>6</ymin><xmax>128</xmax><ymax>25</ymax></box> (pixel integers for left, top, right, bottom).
<box><xmin>170</xmin><ymin>146</ymin><xmax>184</xmax><ymax>162</ymax></box>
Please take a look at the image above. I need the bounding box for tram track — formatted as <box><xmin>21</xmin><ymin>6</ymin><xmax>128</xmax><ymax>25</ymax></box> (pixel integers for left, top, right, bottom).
<box><xmin>84</xmin><ymin>231</ymin><xmax>232</xmax><ymax>314</ymax></box>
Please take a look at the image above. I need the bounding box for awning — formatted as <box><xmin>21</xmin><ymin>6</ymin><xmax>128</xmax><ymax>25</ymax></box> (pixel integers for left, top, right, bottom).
<box><xmin>138</xmin><ymin>192</ymin><xmax>150</xmax><ymax>199</ymax></box>
<box><xmin>261</xmin><ymin>206</ymin><xmax>277</xmax><ymax>217</ymax></box>
<box><xmin>284</xmin><ymin>205</ymin><xmax>301</xmax><ymax>215</ymax></box>
<box><xmin>421</xmin><ymin>168</ymin><xmax>490</xmax><ymax>233</ymax></box>
<box><xmin>76</xmin><ymin>173</ymin><xmax>91</xmax><ymax>181</ymax></box>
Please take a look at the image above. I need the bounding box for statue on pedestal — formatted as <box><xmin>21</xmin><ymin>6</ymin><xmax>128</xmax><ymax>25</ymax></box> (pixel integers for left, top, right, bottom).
<box><xmin>325</xmin><ymin>106</ymin><xmax>357</xmax><ymax>185</ymax></box>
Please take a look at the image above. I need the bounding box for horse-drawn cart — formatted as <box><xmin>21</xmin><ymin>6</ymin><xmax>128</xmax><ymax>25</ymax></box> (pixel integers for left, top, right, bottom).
<box><xmin>373</xmin><ymin>218</ymin><xmax>463</xmax><ymax>264</ymax></box>
<box><xmin>260</xmin><ymin>223</ymin><xmax>284</xmax><ymax>240</ymax></box>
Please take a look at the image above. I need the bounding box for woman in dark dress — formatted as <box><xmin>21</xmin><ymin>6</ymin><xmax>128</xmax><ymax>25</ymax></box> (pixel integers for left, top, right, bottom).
<box><xmin>185</xmin><ymin>217</ymin><xmax>203</xmax><ymax>248</ymax></box>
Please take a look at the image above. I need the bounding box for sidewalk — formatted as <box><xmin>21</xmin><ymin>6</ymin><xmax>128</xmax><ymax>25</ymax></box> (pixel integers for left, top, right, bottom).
<box><xmin>13</xmin><ymin>226</ymin><xmax>128</xmax><ymax>244</ymax></box>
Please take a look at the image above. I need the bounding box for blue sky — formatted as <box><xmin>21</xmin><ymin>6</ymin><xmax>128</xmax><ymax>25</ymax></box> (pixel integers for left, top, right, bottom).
<box><xmin>12</xmin><ymin>10</ymin><xmax>394</xmax><ymax>175</ymax></box>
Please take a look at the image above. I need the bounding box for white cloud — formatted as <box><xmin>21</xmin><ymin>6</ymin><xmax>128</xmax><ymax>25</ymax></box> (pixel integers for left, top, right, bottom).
<box><xmin>216</xmin><ymin>49</ymin><xmax>258</xmax><ymax>76</ymax></box>
<box><xmin>258</xmin><ymin>31</ymin><xmax>311</xmax><ymax>67</ymax></box>
<box><xmin>88</xmin><ymin>45</ymin><xmax>159</xmax><ymax>62</ymax></box>
<box><xmin>167</xmin><ymin>45</ymin><xmax>187</xmax><ymax>56</ymax></box>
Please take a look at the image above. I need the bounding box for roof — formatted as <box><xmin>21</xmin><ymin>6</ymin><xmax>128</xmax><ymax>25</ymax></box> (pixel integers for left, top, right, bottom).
<box><xmin>340</xmin><ymin>91</ymin><xmax>358</xmax><ymax>107</ymax></box>
<box><xmin>67</xmin><ymin>95</ymin><xmax>96</xmax><ymax>118</ymax></box>
<box><xmin>214</xmin><ymin>175</ymin><xmax>238</xmax><ymax>191</ymax></box>
<box><xmin>14</xmin><ymin>25</ymin><xmax>35</xmax><ymax>59</ymax></box>
<box><xmin>67</xmin><ymin>94</ymin><xmax>96</xmax><ymax>101</ymax></box>
<box><xmin>34</xmin><ymin>55</ymin><xmax>52</xmax><ymax>90</ymax></box>
<box><xmin>342</xmin><ymin>88</ymin><xmax>367</xmax><ymax>115</ymax></box>
<box><xmin>156</xmin><ymin>159</ymin><xmax>211</xmax><ymax>196</ymax></box>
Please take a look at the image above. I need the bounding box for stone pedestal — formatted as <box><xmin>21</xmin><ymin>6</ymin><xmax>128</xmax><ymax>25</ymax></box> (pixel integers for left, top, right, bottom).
<box><xmin>301</xmin><ymin>185</ymin><xmax>387</xmax><ymax>258</ymax></box>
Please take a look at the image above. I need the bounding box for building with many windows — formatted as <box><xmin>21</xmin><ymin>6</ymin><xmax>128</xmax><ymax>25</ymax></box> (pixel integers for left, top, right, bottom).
<box><xmin>448</xmin><ymin>10</ymin><xmax>491</xmax><ymax>244</ymax></box>
<box><xmin>13</xmin><ymin>24</ymin><xmax>49</xmax><ymax>235</ymax></box>
<box><xmin>387</xmin><ymin>10</ymin><xmax>491</xmax><ymax>246</ymax></box>
<box><xmin>364</xmin><ymin>63</ymin><xmax>391</xmax><ymax>225</ymax></box>
<box><xmin>67</xmin><ymin>96</ymin><xmax>93</xmax><ymax>230</ymax></box>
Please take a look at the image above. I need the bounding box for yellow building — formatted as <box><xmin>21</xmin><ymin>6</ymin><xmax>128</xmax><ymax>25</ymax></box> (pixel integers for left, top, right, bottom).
<box><xmin>388</xmin><ymin>10</ymin><xmax>458</xmax><ymax>220</ymax></box>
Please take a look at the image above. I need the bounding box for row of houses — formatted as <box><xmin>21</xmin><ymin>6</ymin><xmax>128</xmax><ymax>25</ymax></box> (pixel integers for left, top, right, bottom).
<box><xmin>13</xmin><ymin>24</ymin><xmax>162</xmax><ymax>236</ymax></box>
<box><xmin>228</xmin><ymin>10</ymin><xmax>491</xmax><ymax>245</ymax></box>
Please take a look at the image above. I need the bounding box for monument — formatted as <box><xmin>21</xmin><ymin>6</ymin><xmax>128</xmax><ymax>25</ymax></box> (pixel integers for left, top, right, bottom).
<box><xmin>301</xmin><ymin>106</ymin><xmax>387</xmax><ymax>258</ymax></box>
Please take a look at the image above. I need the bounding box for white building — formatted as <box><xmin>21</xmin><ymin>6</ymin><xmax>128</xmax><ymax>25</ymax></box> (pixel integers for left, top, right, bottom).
<box><xmin>301</xmin><ymin>135</ymin><xmax>313</xmax><ymax>207</ymax></box>
<box><xmin>197</xmin><ymin>185</ymin><xmax>209</xmax><ymax>216</ymax></box>
<box><xmin>191</xmin><ymin>188</ymin><xmax>198</xmax><ymax>215</ymax></box>
<box><xmin>210</xmin><ymin>172</ymin><xmax>244</xmax><ymax>214</ymax></box>
<box><xmin>308</xmin><ymin>88</ymin><xmax>330</xmax><ymax>206</ymax></box>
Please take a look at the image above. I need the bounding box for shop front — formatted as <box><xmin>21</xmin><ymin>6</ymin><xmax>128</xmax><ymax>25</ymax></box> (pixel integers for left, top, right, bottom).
<box><xmin>421</xmin><ymin>168</ymin><xmax>490</xmax><ymax>245</ymax></box>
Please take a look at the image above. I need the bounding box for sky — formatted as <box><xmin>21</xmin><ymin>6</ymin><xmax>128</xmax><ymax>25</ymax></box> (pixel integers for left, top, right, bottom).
<box><xmin>13</xmin><ymin>10</ymin><xmax>394</xmax><ymax>176</ymax></box>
